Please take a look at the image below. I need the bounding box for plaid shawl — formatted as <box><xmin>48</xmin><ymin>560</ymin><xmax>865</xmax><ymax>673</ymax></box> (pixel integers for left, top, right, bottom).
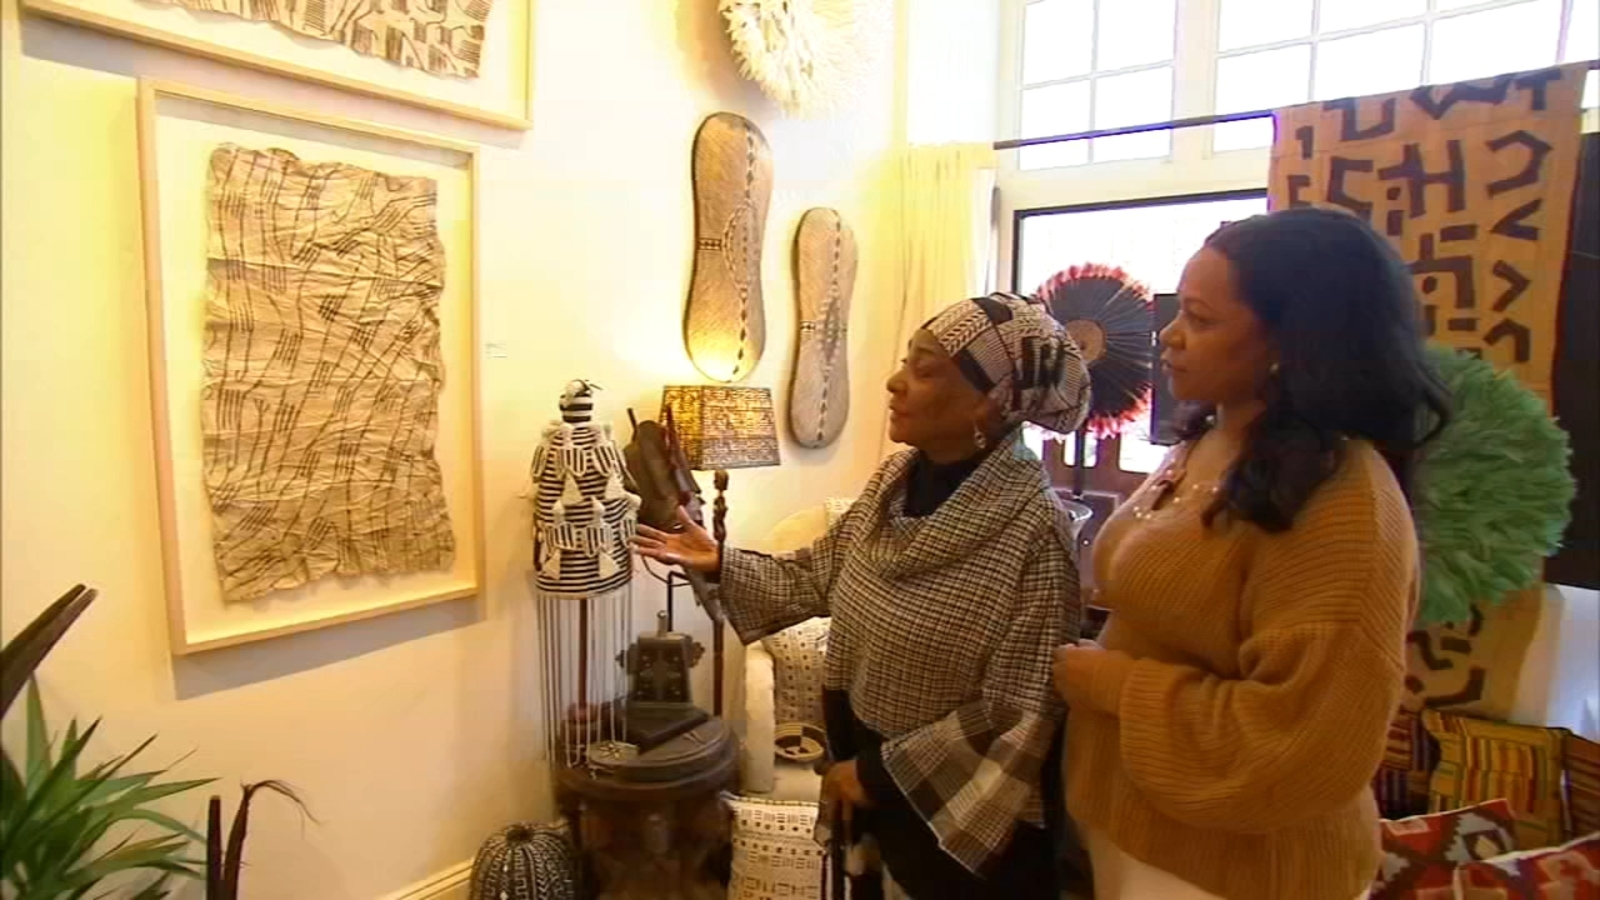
<box><xmin>722</xmin><ymin>430</ymin><xmax>1082</xmax><ymax>875</ymax></box>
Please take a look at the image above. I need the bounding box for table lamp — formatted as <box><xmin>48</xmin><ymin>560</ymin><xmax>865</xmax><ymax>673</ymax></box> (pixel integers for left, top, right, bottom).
<box><xmin>658</xmin><ymin>385</ymin><xmax>781</xmax><ymax>714</ymax></box>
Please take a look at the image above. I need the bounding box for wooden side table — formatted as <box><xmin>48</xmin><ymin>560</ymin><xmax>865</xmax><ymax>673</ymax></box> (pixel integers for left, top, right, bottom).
<box><xmin>556</xmin><ymin>718</ymin><xmax>740</xmax><ymax>900</ymax></box>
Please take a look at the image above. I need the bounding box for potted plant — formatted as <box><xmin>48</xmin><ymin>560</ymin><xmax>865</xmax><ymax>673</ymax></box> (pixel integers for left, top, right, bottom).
<box><xmin>2</xmin><ymin>585</ymin><xmax>311</xmax><ymax>899</ymax></box>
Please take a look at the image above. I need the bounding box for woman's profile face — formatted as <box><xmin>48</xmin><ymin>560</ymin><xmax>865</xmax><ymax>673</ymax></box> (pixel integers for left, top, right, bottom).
<box><xmin>885</xmin><ymin>330</ymin><xmax>987</xmax><ymax>449</ymax></box>
<box><xmin>1160</xmin><ymin>247</ymin><xmax>1275</xmax><ymax>406</ymax></box>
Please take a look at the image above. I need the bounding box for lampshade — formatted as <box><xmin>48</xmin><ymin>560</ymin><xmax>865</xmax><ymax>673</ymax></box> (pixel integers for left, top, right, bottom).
<box><xmin>660</xmin><ymin>385</ymin><xmax>781</xmax><ymax>471</ymax></box>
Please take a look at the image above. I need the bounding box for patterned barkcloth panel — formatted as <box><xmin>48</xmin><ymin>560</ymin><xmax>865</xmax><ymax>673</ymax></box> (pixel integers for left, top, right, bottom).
<box><xmin>202</xmin><ymin>144</ymin><xmax>455</xmax><ymax>602</ymax></box>
<box><xmin>159</xmin><ymin>0</ymin><xmax>494</xmax><ymax>78</ymax></box>
<box><xmin>1267</xmin><ymin>64</ymin><xmax>1588</xmax><ymax>406</ymax></box>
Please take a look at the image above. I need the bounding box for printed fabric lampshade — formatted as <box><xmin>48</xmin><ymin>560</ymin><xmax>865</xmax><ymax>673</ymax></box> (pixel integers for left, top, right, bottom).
<box><xmin>659</xmin><ymin>385</ymin><xmax>781</xmax><ymax>471</ymax></box>
<box><xmin>531</xmin><ymin>382</ymin><xmax>640</xmax><ymax>594</ymax></box>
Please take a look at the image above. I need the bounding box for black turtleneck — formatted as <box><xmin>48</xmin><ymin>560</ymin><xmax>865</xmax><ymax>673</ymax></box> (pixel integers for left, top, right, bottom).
<box><xmin>902</xmin><ymin>451</ymin><xmax>983</xmax><ymax>518</ymax></box>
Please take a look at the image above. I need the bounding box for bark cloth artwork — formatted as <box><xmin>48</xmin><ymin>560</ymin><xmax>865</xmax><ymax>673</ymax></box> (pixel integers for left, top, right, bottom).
<box><xmin>159</xmin><ymin>0</ymin><xmax>494</xmax><ymax>78</ymax></box>
<box><xmin>1268</xmin><ymin>64</ymin><xmax>1587</xmax><ymax>717</ymax></box>
<box><xmin>201</xmin><ymin>143</ymin><xmax>455</xmax><ymax>603</ymax></box>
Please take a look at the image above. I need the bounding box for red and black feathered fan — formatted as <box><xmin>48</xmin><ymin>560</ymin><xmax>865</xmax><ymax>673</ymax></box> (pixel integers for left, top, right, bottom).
<box><xmin>1035</xmin><ymin>263</ymin><xmax>1155</xmax><ymax>438</ymax></box>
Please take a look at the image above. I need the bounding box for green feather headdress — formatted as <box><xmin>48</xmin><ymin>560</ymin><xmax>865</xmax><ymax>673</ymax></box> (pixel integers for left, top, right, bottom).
<box><xmin>1413</xmin><ymin>344</ymin><xmax>1575</xmax><ymax>626</ymax></box>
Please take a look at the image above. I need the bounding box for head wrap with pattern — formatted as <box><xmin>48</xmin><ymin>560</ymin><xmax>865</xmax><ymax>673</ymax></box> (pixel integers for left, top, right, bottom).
<box><xmin>922</xmin><ymin>291</ymin><xmax>1092</xmax><ymax>436</ymax></box>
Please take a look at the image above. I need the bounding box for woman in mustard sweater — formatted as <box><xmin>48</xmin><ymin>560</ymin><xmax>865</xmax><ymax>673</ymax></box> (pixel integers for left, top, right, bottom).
<box><xmin>1053</xmin><ymin>208</ymin><xmax>1450</xmax><ymax>900</ymax></box>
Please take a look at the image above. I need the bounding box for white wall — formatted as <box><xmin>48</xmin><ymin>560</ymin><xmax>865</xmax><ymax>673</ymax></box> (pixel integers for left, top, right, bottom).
<box><xmin>1514</xmin><ymin>584</ymin><xmax>1600</xmax><ymax>741</ymax></box>
<box><xmin>0</xmin><ymin>1</ymin><xmax>906</xmax><ymax>897</ymax></box>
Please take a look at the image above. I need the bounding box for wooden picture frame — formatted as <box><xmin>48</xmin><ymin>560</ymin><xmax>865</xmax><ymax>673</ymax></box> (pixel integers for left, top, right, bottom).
<box><xmin>138</xmin><ymin>79</ymin><xmax>484</xmax><ymax>654</ymax></box>
<box><xmin>27</xmin><ymin>0</ymin><xmax>533</xmax><ymax>129</ymax></box>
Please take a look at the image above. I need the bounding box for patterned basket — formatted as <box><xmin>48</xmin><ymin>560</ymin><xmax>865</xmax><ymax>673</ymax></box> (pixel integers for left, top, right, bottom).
<box><xmin>468</xmin><ymin>822</ymin><xmax>579</xmax><ymax>900</ymax></box>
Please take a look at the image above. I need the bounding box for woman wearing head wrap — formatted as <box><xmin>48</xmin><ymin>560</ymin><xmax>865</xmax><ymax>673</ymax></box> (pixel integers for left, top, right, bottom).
<box><xmin>637</xmin><ymin>292</ymin><xmax>1091</xmax><ymax>899</ymax></box>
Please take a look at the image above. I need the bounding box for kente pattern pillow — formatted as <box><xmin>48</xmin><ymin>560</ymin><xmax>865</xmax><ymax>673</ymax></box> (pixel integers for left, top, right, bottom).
<box><xmin>725</xmin><ymin>795</ymin><xmax>824</xmax><ymax>900</ymax></box>
<box><xmin>1374</xmin><ymin>707</ymin><xmax>1437</xmax><ymax>820</ymax></box>
<box><xmin>1452</xmin><ymin>831</ymin><xmax>1600</xmax><ymax>899</ymax></box>
<box><xmin>762</xmin><ymin>617</ymin><xmax>829</xmax><ymax>755</ymax></box>
<box><xmin>1424</xmin><ymin>710</ymin><xmax>1568</xmax><ymax>850</ymax></box>
<box><xmin>1370</xmin><ymin>798</ymin><xmax>1519</xmax><ymax>899</ymax></box>
<box><xmin>1566</xmin><ymin>731</ymin><xmax>1600</xmax><ymax>840</ymax></box>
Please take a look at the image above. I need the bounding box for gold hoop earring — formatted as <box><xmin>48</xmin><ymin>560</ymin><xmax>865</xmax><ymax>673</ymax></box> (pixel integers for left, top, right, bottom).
<box><xmin>973</xmin><ymin>424</ymin><xmax>988</xmax><ymax>451</ymax></box>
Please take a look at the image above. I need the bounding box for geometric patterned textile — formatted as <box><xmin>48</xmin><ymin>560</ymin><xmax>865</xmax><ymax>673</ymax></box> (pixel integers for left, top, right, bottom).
<box><xmin>1371</xmin><ymin>798</ymin><xmax>1518</xmax><ymax>899</ymax></box>
<box><xmin>724</xmin><ymin>794</ymin><xmax>824</xmax><ymax>900</ymax></box>
<box><xmin>202</xmin><ymin>144</ymin><xmax>454</xmax><ymax>602</ymax></box>
<box><xmin>1452</xmin><ymin>832</ymin><xmax>1600</xmax><ymax>899</ymax></box>
<box><xmin>1425</xmin><ymin>710</ymin><xmax>1570</xmax><ymax>850</ymax></box>
<box><xmin>761</xmin><ymin>618</ymin><xmax>829</xmax><ymax>753</ymax></box>
<box><xmin>922</xmin><ymin>291</ymin><xmax>1091</xmax><ymax>437</ymax></box>
<box><xmin>1374</xmin><ymin>707</ymin><xmax>1438</xmax><ymax>820</ymax></box>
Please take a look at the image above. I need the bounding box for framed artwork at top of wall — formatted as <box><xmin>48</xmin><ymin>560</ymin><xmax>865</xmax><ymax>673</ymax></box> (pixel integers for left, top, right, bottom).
<box><xmin>25</xmin><ymin>0</ymin><xmax>532</xmax><ymax>129</ymax></box>
<box><xmin>138</xmin><ymin>79</ymin><xmax>485</xmax><ymax>654</ymax></box>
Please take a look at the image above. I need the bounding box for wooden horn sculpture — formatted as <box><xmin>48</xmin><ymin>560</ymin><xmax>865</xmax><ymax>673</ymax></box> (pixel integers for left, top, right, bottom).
<box><xmin>530</xmin><ymin>381</ymin><xmax>641</xmax><ymax>768</ymax></box>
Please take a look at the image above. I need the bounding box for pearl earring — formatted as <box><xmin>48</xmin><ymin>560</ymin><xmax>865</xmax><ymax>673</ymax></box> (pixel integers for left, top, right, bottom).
<box><xmin>973</xmin><ymin>424</ymin><xmax>988</xmax><ymax>451</ymax></box>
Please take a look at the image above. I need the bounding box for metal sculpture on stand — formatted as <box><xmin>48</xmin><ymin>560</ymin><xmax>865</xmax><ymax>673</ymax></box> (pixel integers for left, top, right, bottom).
<box><xmin>531</xmin><ymin>381</ymin><xmax>641</xmax><ymax>769</ymax></box>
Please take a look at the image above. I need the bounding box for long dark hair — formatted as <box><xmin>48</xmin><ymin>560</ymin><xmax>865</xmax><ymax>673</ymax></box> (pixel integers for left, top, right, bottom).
<box><xmin>1178</xmin><ymin>207</ymin><xmax>1451</xmax><ymax>533</ymax></box>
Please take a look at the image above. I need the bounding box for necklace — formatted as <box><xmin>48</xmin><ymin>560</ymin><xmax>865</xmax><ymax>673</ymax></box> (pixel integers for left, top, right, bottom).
<box><xmin>1127</xmin><ymin>443</ymin><xmax>1222</xmax><ymax>522</ymax></box>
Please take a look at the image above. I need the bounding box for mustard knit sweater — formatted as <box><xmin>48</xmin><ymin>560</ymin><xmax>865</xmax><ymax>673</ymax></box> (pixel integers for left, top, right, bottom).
<box><xmin>1063</xmin><ymin>441</ymin><xmax>1416</xmax><ymax>900</ymax></box>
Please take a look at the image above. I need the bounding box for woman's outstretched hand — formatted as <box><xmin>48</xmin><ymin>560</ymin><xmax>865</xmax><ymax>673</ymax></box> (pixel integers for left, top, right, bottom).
<box><xmin>633</xmin><ymin>506</ymin><xmax>721</xmax><ymax>574</ymax></box>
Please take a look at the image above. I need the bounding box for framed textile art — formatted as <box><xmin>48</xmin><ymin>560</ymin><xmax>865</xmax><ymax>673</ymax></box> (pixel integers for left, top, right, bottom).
<box><xmin>138</xmin><ymin>80</ymin><xmax>484</xmax><ymax>654</ymax></box>
<box><xmin>22</xmin><ymin>0</ymin><xmax>533</xmax><ymax>128</ymax></box>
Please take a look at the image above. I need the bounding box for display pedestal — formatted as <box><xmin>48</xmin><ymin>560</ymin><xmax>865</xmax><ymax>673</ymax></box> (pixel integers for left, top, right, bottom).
<box><xmin>555</xmin><ymin>718</ymin><xmax>739</xmax><ymax>900</ymax></box>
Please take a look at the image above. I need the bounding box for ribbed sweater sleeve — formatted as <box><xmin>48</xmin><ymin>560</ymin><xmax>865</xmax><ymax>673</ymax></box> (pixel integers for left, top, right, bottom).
<box><xmin>1080</xmin><ymin>455</ymin><xmax>1415</xmax><ymax>834</ymax></box>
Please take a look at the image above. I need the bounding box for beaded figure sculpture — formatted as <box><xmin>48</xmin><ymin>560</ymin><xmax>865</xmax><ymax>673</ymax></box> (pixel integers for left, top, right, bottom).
<box><xmin>530</xmin><ymin>381</ymin><xmax>642</xmax><ymax>767</ymax></box>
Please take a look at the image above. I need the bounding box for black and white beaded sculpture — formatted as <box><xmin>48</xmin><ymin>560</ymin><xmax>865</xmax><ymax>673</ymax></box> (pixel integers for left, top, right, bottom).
<box><xmin>468</xmin><ymin>822</ymin><xmax>579</xmax><ymax>900</ymax></box>
<box><xmin>530</xmin><ymin>381</ymin><xmax>641</xmax><ymax>767</ymax></box>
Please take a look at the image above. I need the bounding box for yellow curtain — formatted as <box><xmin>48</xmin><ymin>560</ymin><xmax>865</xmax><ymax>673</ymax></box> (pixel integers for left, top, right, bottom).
<box><xmin>879</xmin><ymin>142</ymin><xmax>998</xmax><ymax>457</ymax></box>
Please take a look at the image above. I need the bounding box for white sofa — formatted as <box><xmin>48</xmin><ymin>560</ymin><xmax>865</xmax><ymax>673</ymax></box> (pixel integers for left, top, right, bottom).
<box><xmin>740</xmin><ymin>499</ymin><xmax>852</xmax><ymax>800</ymax></box>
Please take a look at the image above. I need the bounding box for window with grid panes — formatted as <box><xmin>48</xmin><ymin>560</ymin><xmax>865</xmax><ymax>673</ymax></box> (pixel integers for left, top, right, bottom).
<box><xmin>1213</xmin><ymin>0</ymin><xmax>1598</xmax><ymax>152</ymax></box>
<box><xmin>1007</xmin><ymin>0</ymin><xmax>1598</xmax><ymax>171</ymax></box>
<box><xmin>1016</xmin><ymin>0</ymin><xmax>1179</xmax><ymax>170</ymax></box>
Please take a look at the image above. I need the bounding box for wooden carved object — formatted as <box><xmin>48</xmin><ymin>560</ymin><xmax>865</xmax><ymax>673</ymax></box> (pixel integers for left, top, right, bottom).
<box><xmin>685</xmin><ymin>113</ymin><xmax>773</xmax><ymax>383</ymax></box>
<box><xmin>621</xmin><ymin>412</ymin><xmax>721</xmax><ymax>622</ymax></box>
<box><xmin>788</xmin><ymin>208</ymin><xmax>856</xmax><ymax>448</ymax></box>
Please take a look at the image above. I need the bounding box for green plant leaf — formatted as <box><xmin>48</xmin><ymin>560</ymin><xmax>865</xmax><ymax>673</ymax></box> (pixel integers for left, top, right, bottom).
<box><xmin>24</xmin><ymin>680</ymin><xmax>51</xmax><ymax>789</ymax></box>
<box><xmin>3</xmin><ymin>691</ymin><xmax>208</xmax><ymax>900</ymax></box>
<box><xmin>4</xmin><ymin>718</ymin><xmax>101</xmax><ymax>852</ymax></box>
<box><xmin>63</xmin><ymin>836</ymin><xmax>194</xmax><ymax>887</ymax></box>
<box><xmin>127</xmin><ymin>875</ymin><xmax>174</xmax><ymax>900</ymax></box>
<box><xmin>122</xmin><ymin>809</ymin><xmax>207</xmax><ymax>844</ymax></box>
<box><xmin>2</xmin><ymin>749</ymin><xmax>26</xmax><ymax>820</ymax></box>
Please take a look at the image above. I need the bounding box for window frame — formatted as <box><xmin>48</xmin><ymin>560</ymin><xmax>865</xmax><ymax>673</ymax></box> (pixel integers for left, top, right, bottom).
<box><xmin>996</xmin><ymin>0</ymin><xmax>1598</xmax><ymax>287</ymax></box>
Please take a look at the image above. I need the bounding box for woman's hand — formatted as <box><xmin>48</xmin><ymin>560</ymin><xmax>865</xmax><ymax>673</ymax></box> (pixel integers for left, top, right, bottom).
<box><xmin>1053</xmin><ymin>639</ymin><xmax>1108</xmax><ymax>709</ymax></box>
<box><xmin>821</xmin><ymin>759</ymin><xmax>873</xmax><ymax>825</ymax></box>
<box><xmin>633</xmin><ymin>506</ymin><xmax>721</xmax><ymax>573</ymax></box>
